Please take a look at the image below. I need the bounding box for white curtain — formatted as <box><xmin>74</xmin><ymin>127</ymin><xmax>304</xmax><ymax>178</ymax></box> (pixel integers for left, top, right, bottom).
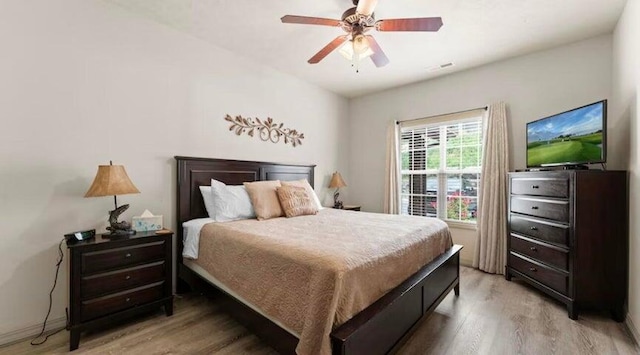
<box><xmin>474</xmin><ymin>102</ymin><xmax>510</xmax><ymax>274</ymax></box>
<box><xmin>384</xmin><ymin>121</ymin><xmax>400</xmax><ymax>214</ymax></box>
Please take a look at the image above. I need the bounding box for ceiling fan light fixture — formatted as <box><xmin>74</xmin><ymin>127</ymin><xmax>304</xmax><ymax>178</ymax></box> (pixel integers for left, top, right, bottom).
<box><xmin>352</xmin><ymin>34</ymin><xmax>370</xmax><ymax>54</ymax></box>
<box><xmin>339</xmin><ymin>40</ymin><xmax>373</xmax><ymax>61</ymax></box>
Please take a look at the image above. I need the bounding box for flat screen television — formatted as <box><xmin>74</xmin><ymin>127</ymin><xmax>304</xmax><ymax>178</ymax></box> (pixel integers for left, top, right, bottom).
<box><xmin>526</xmin><ymin>100</ymin><xmax>607</xmax><ymax>168</ymax></box>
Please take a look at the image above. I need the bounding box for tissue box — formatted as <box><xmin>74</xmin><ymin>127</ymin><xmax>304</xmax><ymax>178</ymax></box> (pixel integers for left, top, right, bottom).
<box><xmin>132</xmin><ymin>212</ymin><xmax>163</xmax><ymax>232</ymax></box>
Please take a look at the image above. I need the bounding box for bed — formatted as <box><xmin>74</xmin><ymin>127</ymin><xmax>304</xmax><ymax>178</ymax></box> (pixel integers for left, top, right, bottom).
<box><xmin>175</xmin><ymin>156</ymin><xmax>462</xmax><ymax>355</ymax></box>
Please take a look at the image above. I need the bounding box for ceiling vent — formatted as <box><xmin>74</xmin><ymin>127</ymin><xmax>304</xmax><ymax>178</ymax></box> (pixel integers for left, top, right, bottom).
<box><xmin>427</xmin><ymin>62</ymin><xmax>454</xmax><ymax>72</ymax></box>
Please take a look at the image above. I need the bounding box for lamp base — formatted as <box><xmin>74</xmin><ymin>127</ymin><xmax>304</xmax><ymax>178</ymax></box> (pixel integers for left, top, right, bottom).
<box><xmin>333</xmin><ymin>189</ymin><xmax>342</xmax><ymax>209</ymax></box>
<box><xmin>103</xmin><ymin>229</ymin><xmax>136</xmax><ymax>239</ymax></box>
<box><xmin>105</xmin><ymin>203</ymin><xmax>136</xmax><ymax>239</ymax></box>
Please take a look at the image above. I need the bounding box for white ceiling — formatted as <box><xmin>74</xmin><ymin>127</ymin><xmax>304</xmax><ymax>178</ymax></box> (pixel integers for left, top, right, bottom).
<box><xmin>107</xmin><ymin>0</ymin><xmax>627</xmax><ymax>98</ymax></box>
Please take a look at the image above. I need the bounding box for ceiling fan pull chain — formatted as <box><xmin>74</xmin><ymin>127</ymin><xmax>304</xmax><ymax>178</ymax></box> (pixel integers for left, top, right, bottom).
<box><xmin>353</xmin><ymin>51</ymin><xmax>360</xmax><ymax>73</ymax></box>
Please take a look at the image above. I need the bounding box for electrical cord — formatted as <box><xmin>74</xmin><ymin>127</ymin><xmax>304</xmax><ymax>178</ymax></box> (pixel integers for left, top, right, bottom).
<box><xmin>30</xmin><ymin>238</ymin><xmax>68</xmax><ymax>346</ymax></box>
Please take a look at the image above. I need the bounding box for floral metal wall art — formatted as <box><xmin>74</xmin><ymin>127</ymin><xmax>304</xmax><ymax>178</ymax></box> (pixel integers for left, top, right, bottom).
<box><xmin>224</xmin><ymin>114</ymin><xmax>305</xmax><ymax>147</ymax></box>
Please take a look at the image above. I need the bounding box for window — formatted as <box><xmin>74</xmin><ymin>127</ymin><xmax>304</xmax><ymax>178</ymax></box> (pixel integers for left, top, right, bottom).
<box><xmin>400</xmin><ymin>116</ymin><xmax>483</xmax><ymax>224</ymax></box>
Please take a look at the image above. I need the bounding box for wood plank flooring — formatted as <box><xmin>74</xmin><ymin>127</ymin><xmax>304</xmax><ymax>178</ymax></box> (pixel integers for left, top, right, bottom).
<box><xmin>2</xmin><ymin>267</ymin><xmax>638</xmax><ymax>354</ymax></box>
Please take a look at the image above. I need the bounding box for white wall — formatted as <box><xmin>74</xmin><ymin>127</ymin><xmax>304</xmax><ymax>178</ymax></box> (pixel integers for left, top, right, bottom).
<box><xmin>349</xmin><ymin>35</ymin><xmax>614</xmax><ymax>264</ymax></box>
<box><xmin>612</xmin><ymin>0</ymin><xmax>640</xmax><ymax>341</ymax></box>
<box><xmin>0</xmin><ymin>0</ymin><xmax>349</xmax><ymax>339</ymax></box>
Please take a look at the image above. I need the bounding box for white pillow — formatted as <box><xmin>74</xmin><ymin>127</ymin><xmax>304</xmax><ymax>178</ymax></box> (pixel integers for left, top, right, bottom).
<box><xmin>211</xmin><ymin>179</ymin><xmax>256</xmax><ymax>222</ymax></box>
<box><xmin>311</xmin><ymin>189</ymin><xmax>324</xmax><ymax>210</ymax></box>
<box><xmin>199</xmin><ymin>186</ymin><xmax>216</xmax><ymax>218</ymax></box>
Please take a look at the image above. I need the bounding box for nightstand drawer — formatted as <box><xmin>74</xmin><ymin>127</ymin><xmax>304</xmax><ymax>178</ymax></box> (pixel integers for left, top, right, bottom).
<box><xmin>510</xmin><ymin>215</ymin><xmax>569</xmax><ymax>247</ymax></box>
<box><xmin>510</xmin><ymin>235</ymin><xmax>568</xmax><ymax>271</ymax></box>
<box><xmin>511</xmin><ymin>197</ymin><xmax>570</xmax><ymax>222</ymax></box>
<box><xmin>511</xmin><ymin>177</ymin><xmax>569</xmax><ymax>198</ymax></box>
<box><xmin>81</xmin><ymin>261</ymin><xmax>165</xmax><ymax>300</ymax></box>
<box><xmin>509</xmin><ymin>252</ymin><xmax>567</xmax><ymax>295</ymax></box>
<box><xmin>82</xmin><ymin>241</ymin><xmax>165</xmax><ymax>274</ymax></box>
<box><xmin>81</xmin><ymin>282</ymin><xmax>164</xmax><ymax>322</ymax></box>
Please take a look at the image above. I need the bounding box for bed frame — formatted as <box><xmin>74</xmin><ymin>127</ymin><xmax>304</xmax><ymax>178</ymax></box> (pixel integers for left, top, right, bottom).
<box><xmin>175</xmin><ymin>156</ymin><xmax>462</xmax><ymax>355</ymax></box>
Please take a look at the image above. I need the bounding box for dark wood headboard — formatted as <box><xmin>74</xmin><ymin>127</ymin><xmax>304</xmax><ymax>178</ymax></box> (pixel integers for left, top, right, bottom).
<box><xmin>174</xmin><ymin>156</ymin><xmax>315</xmax><ymax>261</ymax></box>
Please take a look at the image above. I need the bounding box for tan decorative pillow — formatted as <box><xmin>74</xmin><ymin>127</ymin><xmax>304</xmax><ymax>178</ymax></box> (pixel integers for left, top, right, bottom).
<box><xmin>276</xmin><ymin>185</ymin><xmax>319</xmax><ymax>218</ymax></box>
<box><xmin>281</xmin><ymin>179</ymin><xmax>323</xmax><ymax>210</ymax></box>
<box><xmin>244</xmin><ymin>180</ymin><xmax>283</xmax><ymax>220</ymax></box>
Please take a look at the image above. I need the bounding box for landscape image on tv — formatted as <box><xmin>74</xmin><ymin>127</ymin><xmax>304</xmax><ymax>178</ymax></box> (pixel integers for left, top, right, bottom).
<box><xmin>527</xmin><ymin>102</ymin><xmax>604</xmax><ymax>167</ymax></box>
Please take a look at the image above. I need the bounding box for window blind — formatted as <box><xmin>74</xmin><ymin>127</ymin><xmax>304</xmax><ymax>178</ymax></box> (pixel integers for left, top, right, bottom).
<box><xmin>400</xmin><ymin>112</ymin><xmax>484</xmax><ymax>223</ymax></box>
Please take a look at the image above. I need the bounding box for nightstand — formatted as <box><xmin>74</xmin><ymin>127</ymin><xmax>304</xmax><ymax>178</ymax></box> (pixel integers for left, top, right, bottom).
<box><xmin>66</xmin><ymin>230</ymin><xmax>174</xmax><ymax>351</ymax></box>
<box><xmin>341</xmin><ymin>205</ymin><xmax>361</xmax><ymax>211</ymax></box>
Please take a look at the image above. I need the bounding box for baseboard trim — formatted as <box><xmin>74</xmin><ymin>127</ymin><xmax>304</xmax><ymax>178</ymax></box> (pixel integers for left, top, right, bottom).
<box><xmin>627</xmin><ymin>315</ymin><xmax>640</xmax><ymax>347</ymax></box>
<box><xmin>460</xmin><ymin>258</ymin><xmax>473</xmax><ymax>267</ymax></box>
<box><xmin>0</xmin><ymin>316</ymin><xmax>66</xmax><ymax>347</ymax></box>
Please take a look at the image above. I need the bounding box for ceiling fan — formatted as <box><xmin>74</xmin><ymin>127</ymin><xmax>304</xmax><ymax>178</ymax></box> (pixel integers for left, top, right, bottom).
<box><xmin>281</xmin><ymin>0</ymin><xmax>443</xmax><ymax>68</ymax></box>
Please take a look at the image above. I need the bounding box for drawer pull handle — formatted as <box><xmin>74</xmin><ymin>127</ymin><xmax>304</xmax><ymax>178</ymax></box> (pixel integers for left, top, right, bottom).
<box><xmin>530</xmin><ymin>226</ymin><xmax>538</xmax><ymax>231</ymax></box>
<box><xmin>529</xmin><ymin>267</ymin><xmax>537</xmax><ymax>272</ymax></box>
<box><xmin>531</xmin><ymin>185</ymin><xmax>540</xmax><ymax>189</ymax></box>
<box><xmin>531</xmin><ymin>206</ymin><xmax>539</xmax><ymax>210</ymax></box>
<box><xmin>125</xmin><ymin>253</ymin><xmax>132</xmax><ymax>258</ymax></box>
<box><xmin>125</xmin><ymin>275</ymin><xmax>131</xmax><ymax>280</ymax></box>
<box><xmin>530</xmin><ymin>246</ymin><xmax>537</xmax><ymax>251</ymax></box>
<box><xmin>126</xmin><ymin>297</ymin><xmax>131</xmax><ymax>302</ymax></box>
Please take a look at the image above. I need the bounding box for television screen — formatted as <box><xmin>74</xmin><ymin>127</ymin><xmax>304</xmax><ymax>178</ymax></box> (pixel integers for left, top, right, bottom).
<box><xmin>526</xmin><ymin>100</ymin><xmax>606</xmax><ymax>167</ymax></box>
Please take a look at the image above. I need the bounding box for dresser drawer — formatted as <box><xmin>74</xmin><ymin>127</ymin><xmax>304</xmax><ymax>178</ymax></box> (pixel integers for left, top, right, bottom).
<box><xmin>511</xmin><ymin>177</ymin><xmax>569</xmax><ymax>198</ymax></box>
<box><xmin>510</xmin><ymin>215</ymin><xmax>569</xmax><ymax>247</ymax></box>
<box><xmin>81</xmin><ymin>282</ymin><xmax>164</xmax><ymax>322</ymax></box>
<box><xmin>509</xmin><ymin>253</ymin><xmax>568</xmax><ymax>295</ymax></box>
<box><xmin>82</xmin><ymin>241</ymin><xmax>165</xmax><ymax>274</ymax></box>
<box><xmin>511</xmin><ymin>197</ymin><xmax>570</xmax><ymax>222</ymax></box>
<box><xmin>510</xmin><ymin>235</ymin><xmax>568</xmax><ymax>271</ymax></box>
<box><xmin>81</xmin><ymin>261</ymin><xmax>165</xmax><ymax>300</ymax></box>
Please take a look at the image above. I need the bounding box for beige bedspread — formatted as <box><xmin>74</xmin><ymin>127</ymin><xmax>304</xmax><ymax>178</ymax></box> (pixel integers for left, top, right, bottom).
<box><xmin>195</xmin><ymin>208</ymin><xmax>452</xmax><ymax>355</ymax></box>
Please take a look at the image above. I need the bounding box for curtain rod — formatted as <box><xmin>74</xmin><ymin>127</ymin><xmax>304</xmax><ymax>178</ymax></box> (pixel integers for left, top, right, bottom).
<box><xmin>396</xmin><ymin>106</ymin><xmax>488</xmax><ymax>125</ymax></box>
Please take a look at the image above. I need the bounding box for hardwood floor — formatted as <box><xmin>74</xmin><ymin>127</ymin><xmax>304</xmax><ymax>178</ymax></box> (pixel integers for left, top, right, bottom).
<box><xmin>2</xmin><ymin>267</ymin><xmax>638</xmax><ymax>354</ymax></box>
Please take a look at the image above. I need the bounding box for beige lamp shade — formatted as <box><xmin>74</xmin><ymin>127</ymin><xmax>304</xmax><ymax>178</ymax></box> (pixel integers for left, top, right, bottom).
<box><xmin>85</xmin><ymin>164</ymin><xmax>140</xmax><ymax>197</ymax></box>
<box><xmin>329</xmin><ymin>172</ymin><xmax>347</xmax><ymax>189</ymax></box>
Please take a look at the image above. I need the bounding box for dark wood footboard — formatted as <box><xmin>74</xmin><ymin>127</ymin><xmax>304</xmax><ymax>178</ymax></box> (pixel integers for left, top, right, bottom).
<box><xmin>331</xmin><ymin>245</ymin><xmax>462</xmax><ymax>355</ymax></box>
<box><xmin>180</xmin><ymin>245</ymin><xmax>461</xmax><ymax>355</ymax></box>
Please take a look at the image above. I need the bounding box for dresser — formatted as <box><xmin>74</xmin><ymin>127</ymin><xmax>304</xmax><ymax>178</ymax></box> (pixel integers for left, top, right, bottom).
<box><xmin>505</xmin><ymin>170</ymin><xmax>627</xmax><ymax>321</ymax></box>
<box><xmin>67</xmin><ymin>230</ymin><xmax>174</xmax><ymax>350</ymax></box>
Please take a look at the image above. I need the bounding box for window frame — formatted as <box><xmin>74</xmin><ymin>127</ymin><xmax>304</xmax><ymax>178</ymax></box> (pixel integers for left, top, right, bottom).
<box><xmin>399</xmin><ymin>115</ymin><xmax>484</xmax><ymax>228</ymax></box>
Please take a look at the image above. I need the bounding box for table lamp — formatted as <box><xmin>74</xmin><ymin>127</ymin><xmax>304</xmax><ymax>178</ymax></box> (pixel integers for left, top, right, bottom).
<box><xmin>85</xmin><ymin>161</ymin><xmax>140</xmax><ymax>237</ymax></box>
<box><xmin>329</xmin><ymin>172</ymin><xmax>347</xmax><ymax>209</ymax></box>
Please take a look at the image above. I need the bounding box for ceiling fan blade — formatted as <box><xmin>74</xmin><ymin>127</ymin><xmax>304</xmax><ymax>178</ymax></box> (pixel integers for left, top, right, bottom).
<box><xmin>308</xmin><ymin>36</ymin><xmax>348</xmax><ymax>64</ymax></box>
<box><xmin>281</xmin><ymin>15</ymin><xmax>341</xmax><ymax>27</ymax></box>
<box><xmin>356</xmin><ymin>0</ymin><xmax>378</xmax><ymax>16</ymax></box>
<box><xmin>365</xmin><ymin>35</ymin><xmax>389</xmax><ymax>67</ymax></box>
<box><xmin>377</xmin><ymin>17</ymin><xmax>443</xmax><ymax>32</ymax></box>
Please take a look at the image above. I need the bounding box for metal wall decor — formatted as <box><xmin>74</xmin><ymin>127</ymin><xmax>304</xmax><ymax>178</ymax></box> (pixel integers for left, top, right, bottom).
<box><xmin>224</xmin><ymin>114</ymin><xmax>305</xmax><ymax>147</ymax></box>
